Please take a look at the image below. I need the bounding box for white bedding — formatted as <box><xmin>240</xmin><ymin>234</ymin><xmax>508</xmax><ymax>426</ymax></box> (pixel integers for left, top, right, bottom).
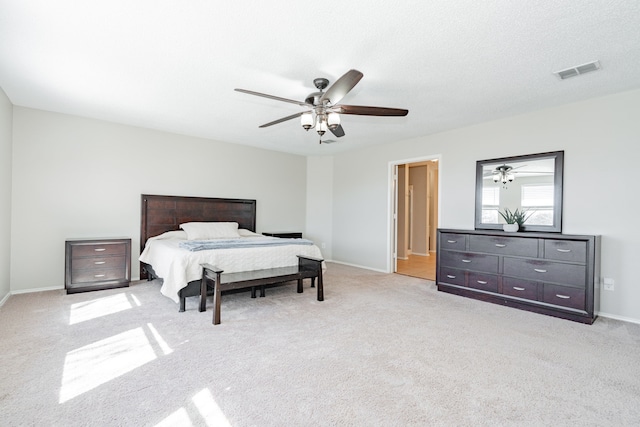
<box><xmin>139</xmin><ymin>230</ymin><xmax>324</xmax><ymax>303</ymax></box>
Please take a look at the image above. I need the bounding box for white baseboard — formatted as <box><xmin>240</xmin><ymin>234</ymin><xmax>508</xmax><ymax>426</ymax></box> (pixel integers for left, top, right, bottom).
<box><xmin>328</xmin><ymin>260</ymin><xmax>387</xmax><ymax>273</ymax></box>
<box><xmin>0</xmin><ymin>291</ymin><xmax>10</xmax><ymax>307</ymax></box>
<box><xmin>597</xmin><ymin>311</ymin><xmax>640</xmax><ymax>325</ymax></box>
<box><xmin>11</xmin><ymin>285</ymin><xmax>64</xmax><ymax>295</ymax></box>
<box><xmin>410</xmin><ymin>252</ymin><xmax>429</xmax><ymax>257</ymax></box>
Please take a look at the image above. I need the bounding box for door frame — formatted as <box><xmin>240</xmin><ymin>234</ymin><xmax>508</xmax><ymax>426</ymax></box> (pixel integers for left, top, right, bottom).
<box><xmin>387</xmin><ymin>154</ymin><xmax>442</xmax><ymax>273</ymax></box>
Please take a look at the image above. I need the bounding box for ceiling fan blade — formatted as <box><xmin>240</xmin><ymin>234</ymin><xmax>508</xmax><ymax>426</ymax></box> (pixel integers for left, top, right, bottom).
<box><xmin>235</xmin><ymin>88</ymin><xmax>309</xmax><ymax>107</ymax></box>
<box><xmin>336</xmin><ymin>104</ymin><xmax>409</xmax><ymax>116</ymax></box>
<box><xmin>330</xmin><ymin>124</ymin><xmax>345</xmax><ymax>138</ymax></box>
<box><xmin>320</xmin><ymin>69</ymin><xmax>363</xmax><ymax>105</ymax></box>
<box><xmin>259</xmin><ymin>111</ymin><xmax>306</xmax><ymax>128</ymax></box>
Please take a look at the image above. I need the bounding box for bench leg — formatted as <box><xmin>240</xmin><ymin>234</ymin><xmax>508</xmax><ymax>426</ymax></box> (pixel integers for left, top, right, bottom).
<box><xmin>297</xmin><ymin>279</ymin><xmax>303</xmax><ymax>293</ymax></box>
<box><xmin>311</xmin><ymin>277</ymin><xmax>315</xmax><ymax>288</ymax></box>
<box><xmin>199</xmin><ymin>272</ymin><xmax>208</xmax><ymax>312</ymax></box>
<box><xmin>251</xmin><ymin>286</ymin><xmax>257</xmax><ymax>298</ymax></box>
<box><xmin>317</xmin><ymin>269</ymin><xmax>324</xmax><ymax>302</ymax></box>
<box><xmin>260</xmin><ymin>285</ymin><xmax>265</xmax><ymax>297</ymax></box>
<box><xmin>213</xmin><ymin>276</ymin><xmax>222</xmax><ymax>325</ymax></box>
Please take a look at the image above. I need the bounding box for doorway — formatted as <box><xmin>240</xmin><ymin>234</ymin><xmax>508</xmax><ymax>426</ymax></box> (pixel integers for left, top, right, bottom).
<box><xmin>392</xmin><ymin>158</ymin><xmax>439</xmax><ymax>280</ymax></box>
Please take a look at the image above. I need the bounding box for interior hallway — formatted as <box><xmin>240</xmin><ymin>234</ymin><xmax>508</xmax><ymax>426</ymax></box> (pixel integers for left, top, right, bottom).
<box><xmin>396</xmin><ymin>253</ymin><xmax>436</xmax><ymax>281</ymax></box>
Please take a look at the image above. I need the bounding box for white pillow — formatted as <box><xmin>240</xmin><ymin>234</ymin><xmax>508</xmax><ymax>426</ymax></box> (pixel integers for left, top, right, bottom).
<box><xmin>238</xmin><ymin>228</ymin><xmax>261</xmax><ymax>237</ymax></box>
<box><xmin>179</xmin><ymin>222</ymin><xmax>240</xmax><ymax>240</ymax></box>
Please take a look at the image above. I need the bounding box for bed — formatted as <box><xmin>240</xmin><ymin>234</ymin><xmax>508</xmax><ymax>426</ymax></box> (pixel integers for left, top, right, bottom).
<box><xmin>139</xmin><ymin>194</ymin><xmax>324</xmax><ymax>311</ymax></box>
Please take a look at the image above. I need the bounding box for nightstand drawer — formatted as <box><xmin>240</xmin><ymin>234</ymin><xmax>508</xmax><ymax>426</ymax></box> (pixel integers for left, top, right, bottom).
<box><xmin>71</xmin><ymin>255</ymin><xmax>126</xmax><ymax>271</ymax></box>
<box><xmin>72</xmin><ymin>243</ymin><xmax>127</xmax><ymax>258</ymax></box>
<box><xmin>262</xmin><ymin>232</ymin><xmax>303</xmax><ymax>239</ymax></box>
<box><xmin>71</xmin><ymin>268</ymin><xmax>128</xmax><ymax>284</ymax></box>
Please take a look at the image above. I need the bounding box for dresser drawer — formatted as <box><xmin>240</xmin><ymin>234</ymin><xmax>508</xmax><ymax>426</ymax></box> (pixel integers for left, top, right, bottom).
<box><xmin>71</xmin><ymin>255</ymin><xmax>126</xmax><ymax>271</ymax></box>
<box><xmin>439</xmin><ymin>233</ymin><xmax>467</xmax><ymax>251</ymax></box>
<box><xmin>440</xmin><ymin>251</ymin><xmax>499</xmax><ymax>273</ymax></box>
<box><xmin>503</xmin><ymin>257</ymin><xmax>586</xmax><ymax>287</ymax></box>
<box><xmin>502</xmin><ymin>277</ymin><xmax>539</xmax><ymax>300</ymax></box>
<box><xmin>543</xmin><ymin>284</ymin><xmax>585</xmax><ymax>310</ymax></box>
<box><xmin>439</xmin><ymin>267</ymin><xmax>465</xmax><ymax>286</ymax></box>
<box><xmin>544</xmin><ymin>240</ymin><xmax>587</xmax><ymax>263</ymax></box>
<box><xmin>469</xmin><ymin>235</ymin><xmax>538</xmax><ymax>257</ymax></box>
<box><xmin>71</xmin><ymin>268</ymin><xmax>128</xmax><ymax>284</ymax></box>
<box><xmin>468</xmin><ymin>272</ymin><xmax>498</xmax><ymax>293</ymax></box>
<box><xmin>72</xmin><ymin>243</ymin><xmax>127</xmax><ymax>258</ymax></box>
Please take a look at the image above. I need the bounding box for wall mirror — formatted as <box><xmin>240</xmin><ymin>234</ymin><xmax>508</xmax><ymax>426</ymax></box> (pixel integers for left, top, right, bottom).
<box><xmin>475</xmin><ymin>151</ymin><xmax>564</xmax><ymax>232</ymax></box>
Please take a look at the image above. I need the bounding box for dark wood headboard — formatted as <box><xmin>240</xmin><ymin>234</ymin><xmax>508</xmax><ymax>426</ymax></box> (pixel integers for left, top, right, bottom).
<box><xmin>140</xmin><ymin>194</ymin><xmax>257</xmax><ymax>277</ymax></box>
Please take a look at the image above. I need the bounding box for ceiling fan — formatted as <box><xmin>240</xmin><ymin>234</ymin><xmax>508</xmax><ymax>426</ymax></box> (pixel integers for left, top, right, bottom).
<box><xmin>484</xmin><ymin>164</ymin><xmax>552</xmax><ymax>184</ymax></box>
<box><xmin>235</xmin><ymin>69</ymin><xmax>409</xmax><ymax>143</ymax></box>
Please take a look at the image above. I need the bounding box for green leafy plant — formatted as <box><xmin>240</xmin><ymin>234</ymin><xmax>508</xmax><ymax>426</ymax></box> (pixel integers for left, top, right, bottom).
<box><xmin>499</xmin><ymin>208</ymin><xmax>533</xmax><ymax>226</ymax></box>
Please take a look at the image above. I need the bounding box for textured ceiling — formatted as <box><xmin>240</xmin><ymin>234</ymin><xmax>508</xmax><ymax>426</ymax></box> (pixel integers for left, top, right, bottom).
<box><xmin>1</xmin><ymin>1</ymin><xmax>639</xmax><ymax>156</ymax></box>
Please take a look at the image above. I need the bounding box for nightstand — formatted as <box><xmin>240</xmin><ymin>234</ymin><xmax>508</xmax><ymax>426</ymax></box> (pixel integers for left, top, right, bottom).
<box><xmin>65</xmin><ymin>238</ymin><xmax>131</xmax><ymax>294</ymax></box>
<box><xmin>262</xmin><ymin>232</ymin><xmax>303</xmax><ymax>239</ymax></box>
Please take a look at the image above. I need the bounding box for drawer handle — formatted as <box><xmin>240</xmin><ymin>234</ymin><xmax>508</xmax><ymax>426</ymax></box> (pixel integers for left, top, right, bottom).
<box><xmin>477</xmin><ymin>280</ymin><xmax>487</xmax><ymax>285</ymax></box>
<box><xmin>94</xmin><ymin>248</ymin><xmax>106</xmax><ymax>252</ymax></box>
<box><xmin>556</xmin><ymin>248</ymin><xmax>571</xmax><ymax>253</ymax></box>
<box><xmin>513</xmin><ymin>286</ymin><xmax>526</xmax><ymax>291</ymax></box>
<box><xmin>94</xmin><ymin>274</ymin><xmax>106</xmax><ymax>278</ymax></box>
<box><xmin>446</xmin><ymin>275</ymin><xmax>456</xmax><ymax>279</ymax></box>
<box><xmin>495</xmin><ymin>244</ymin><xmax>506</xmax><ymax>248</ymax></box>
<box><xmin>534</xmin><ymin>268</ymin><xmax>547</xmax><ymax>273</ymax></box>
<box><xmin>447</xmin><ymin>240</ymin><xmax>457</xmax><ymax>244</ymax></box>
<box><xmin>461</xmin><ymin>259</ymin><xmax>471</xmax><ymax>263</ymax></box>
<box><xmin>556</xmin><ymin>294</ymin><xmax>570</xmax><ymax>299</ymax></box>
<box><xmin>94</xmin><ymin>261</ymin><xmax>106</xmax><ymax>265</ymax></box>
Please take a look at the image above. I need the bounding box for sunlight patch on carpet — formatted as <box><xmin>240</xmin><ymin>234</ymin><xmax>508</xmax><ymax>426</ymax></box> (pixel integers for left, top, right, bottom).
<box><xmin>69</xmin><ymin>293</ymin><xmax>132</xmax><ymax>325</ymax></box>
<box><xmin>59</xmin><ymin>327</ymin><xmax>156</xmax><ymax>403</ymax></box>
<box><xmin>193</xmin><ymin>388</ymin><xmax>232</xmax><ymax>427</ymax></box>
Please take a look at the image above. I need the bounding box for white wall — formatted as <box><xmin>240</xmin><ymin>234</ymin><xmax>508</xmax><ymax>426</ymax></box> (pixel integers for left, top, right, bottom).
<box><xmin>11</xmin><ymin>107</ymin><xmax>307</xmax><ymax>292</ymax></box>
<box><xmin>0</xmin><ymin>88</ymin><xmax>12</xmax><ymax>303</ymax></box>
<box><xmin>305</xmin><ymin>156</ymin><xmax>333</xmax><ymax>260</ymax></box>
<box><xmin>329</xmin><ymin>89</ymin><xmax>640</xmax><ymax>322</ymax></box>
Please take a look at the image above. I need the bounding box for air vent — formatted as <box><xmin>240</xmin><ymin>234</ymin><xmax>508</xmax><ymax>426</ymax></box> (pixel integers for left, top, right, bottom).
<box><xmin>554</xmin><ymin>60</ymin><xmax>601</xmax><ymax>80</ymax></box>
<box><xmin>321</xmin><ymin>139</ymin><xmax>336</xmax><ymax>144</ymax></box>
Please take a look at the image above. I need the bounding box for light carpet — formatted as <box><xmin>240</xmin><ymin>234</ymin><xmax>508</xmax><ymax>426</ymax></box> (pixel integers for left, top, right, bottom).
<box><xmin>1</xmin><ymin>262</ymin><xmax>639</xmax><ymax>426</ymax></box>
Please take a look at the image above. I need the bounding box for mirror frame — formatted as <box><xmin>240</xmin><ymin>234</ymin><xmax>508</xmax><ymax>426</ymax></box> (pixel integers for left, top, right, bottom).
<box><xmin>475</xmin><ymin>150</ymin><xmax>564</xmax><ymax>233</ymax></box>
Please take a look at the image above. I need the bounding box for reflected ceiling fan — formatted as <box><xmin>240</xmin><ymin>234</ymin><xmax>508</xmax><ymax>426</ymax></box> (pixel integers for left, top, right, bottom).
<box><xmin>235</xmin><ymin>69</ymin><xmax>409</xmax><ymax>143</ymax></box>
<box><xmin>484</xmin><ymin>164</ymin><xmax>552</xmax><ymax>184</ymax></box>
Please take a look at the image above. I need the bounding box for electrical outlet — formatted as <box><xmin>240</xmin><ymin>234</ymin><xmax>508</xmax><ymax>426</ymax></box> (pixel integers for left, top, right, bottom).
<box><xmin>321</xmin><ymin>242</ymin><xmax>326</xmax><ymax>249</ymax></box>
<box><xmin>603</xmin><ymin>277</ymin><xmax>615</xmax><ymax>291</ymax></box>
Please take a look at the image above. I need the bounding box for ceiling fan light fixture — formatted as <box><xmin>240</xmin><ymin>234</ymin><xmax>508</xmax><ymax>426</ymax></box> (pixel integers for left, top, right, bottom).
<box><xmin>316</xmin><ymin>117</ymin><xmax>327</xmax><ymax>136</ymax></box>
<box><xmin>300</xmin><ymin>112</ymin><xmax>313</xmax><ymax>130</ymax></box>
<box><xmin>327</xmin><ymin>112</ymin><xmax>340</xmax><ymax>130</ymax></box>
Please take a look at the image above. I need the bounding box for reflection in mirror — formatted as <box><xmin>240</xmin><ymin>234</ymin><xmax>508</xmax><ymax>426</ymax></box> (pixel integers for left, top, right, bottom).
<box><xmin>475</xmin><ymin>151</ymin><xmax>563</xmax><ymax>232</ymax></box>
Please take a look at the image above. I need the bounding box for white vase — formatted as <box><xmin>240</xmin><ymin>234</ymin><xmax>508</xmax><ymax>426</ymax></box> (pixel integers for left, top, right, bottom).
<box><xmin>503</xmin><ymin>223</ymin><xmax>519</xmax><ymax>232</ymax></box>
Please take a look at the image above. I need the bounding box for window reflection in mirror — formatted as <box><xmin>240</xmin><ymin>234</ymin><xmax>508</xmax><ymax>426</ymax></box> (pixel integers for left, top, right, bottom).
<box><xmin>475</xmin><ymin>151</ymin><xmax>563</xmax><ymax>232</ymax></box>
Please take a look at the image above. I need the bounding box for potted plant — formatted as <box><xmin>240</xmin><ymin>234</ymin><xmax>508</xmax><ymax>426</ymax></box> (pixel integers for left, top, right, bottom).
<box><xmin>499</xmin><ymin>208</ymin><xmax>532</xmax><ymax>232</ymax></box>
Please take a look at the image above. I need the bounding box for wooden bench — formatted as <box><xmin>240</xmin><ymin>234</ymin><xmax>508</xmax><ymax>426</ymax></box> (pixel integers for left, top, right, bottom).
<box><xmin>199</xmin><ymin>255</ymin><xmax>324</xmax><ymax>325</ymax></box>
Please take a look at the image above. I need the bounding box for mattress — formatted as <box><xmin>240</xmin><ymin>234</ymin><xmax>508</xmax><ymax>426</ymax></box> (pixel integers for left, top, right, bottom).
<box><xmin>139</xmin><ymin>230</ymin><xmax>324</xmax><ymax>303</ymax></box>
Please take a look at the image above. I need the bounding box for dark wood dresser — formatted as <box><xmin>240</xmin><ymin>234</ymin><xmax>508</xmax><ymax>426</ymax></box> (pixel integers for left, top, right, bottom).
<box><xmin>436</xmin><ymin>229</ymin><xmax>600</xmax><ymax>324</ymax></box>
<box><xmin>65</xmin><ymin>238</ymin><xmax>131</xmax><ymax>294</ymax></box>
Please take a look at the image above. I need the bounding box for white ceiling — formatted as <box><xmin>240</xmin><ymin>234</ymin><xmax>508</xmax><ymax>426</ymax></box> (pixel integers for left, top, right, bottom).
<box><xmin>1</xmin><ymin>1</ymin><xmax>639</xmax><ymax>156</ymax></box>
